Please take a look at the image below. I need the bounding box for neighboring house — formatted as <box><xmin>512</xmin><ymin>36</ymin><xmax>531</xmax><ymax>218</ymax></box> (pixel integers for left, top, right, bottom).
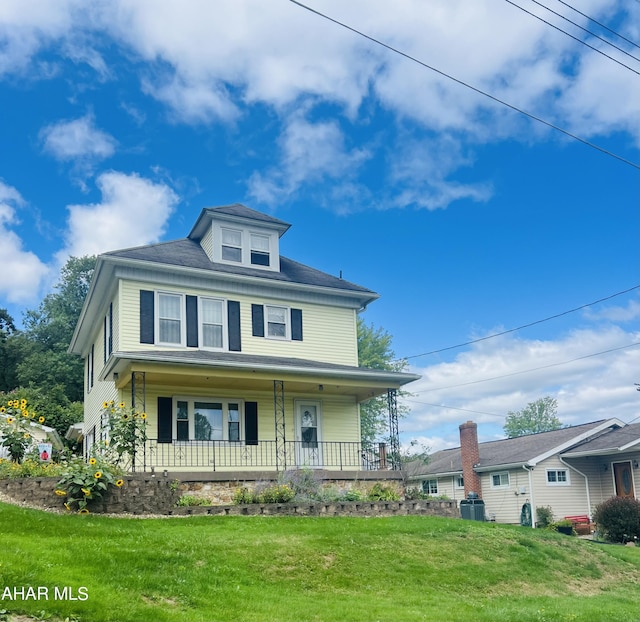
<box><xmin>69</xmin><ymin>204</ymin><xmax>419</xmax><ymax>475</ymax></box>
<box><xmin>405</xmin><ymin>419</ymin><xmax>640</xmax><ymax>525</ymax></box>
<box><xmin>0</xmin><ymin>414</ymin><xmax>64</xmax><ymax>460</ymax></box>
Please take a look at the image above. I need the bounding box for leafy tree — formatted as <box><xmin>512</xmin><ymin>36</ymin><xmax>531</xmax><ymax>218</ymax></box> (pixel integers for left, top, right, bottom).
<box><xmin>17</xmin><ymin>256</ymin><xmax>96</xmax><ymax>403</ymax></box>
<box><xmin>357</xmin><ymin>317</ymin><xmax>410</xmax><ymax>448</ymax></box>
<box><xmin>503</xmin><ymin>396</ymin><xmax>562</xmax><ymax>438</ymax></box>
<box><xmin>0</xmin><ymin>308</ymin><xmax>20</xmax><ymax>392</ymax></box>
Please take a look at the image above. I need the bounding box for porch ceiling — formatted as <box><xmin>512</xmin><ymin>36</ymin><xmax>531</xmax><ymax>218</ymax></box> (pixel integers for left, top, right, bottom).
<box><xmin>106</xmin><ymin>350</ymin><xmax>419</xmax><ymax>402</ymax></box>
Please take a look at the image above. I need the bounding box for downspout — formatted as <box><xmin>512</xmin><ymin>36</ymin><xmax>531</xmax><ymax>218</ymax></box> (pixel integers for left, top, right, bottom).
<box><xmin>523</xmin><ymin>465</ymin><xmax>535</xmax><ymax>528</ymax></box>
<box><xmin>560</xmin><ymin>456</ymin><xmax>592</xmax><ymax>518</ymax></box>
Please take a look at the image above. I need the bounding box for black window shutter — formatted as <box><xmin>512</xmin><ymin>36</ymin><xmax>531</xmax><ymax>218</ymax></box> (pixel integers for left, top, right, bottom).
<box><xmin>90</xmin><ymin>344</ymin><xmax>94</xmax><ymax>388</ymax></box>
<box><xmin>186</xmin><ymin>295</ymin><xmax>198</xmax><ymax>348</ymax></box>
<box><xmin>157</xmin><ymin>397</ymin><xmax>173</xmax><ymax>443</ymax></box>
<box><xmin>228</xmin><ymin>301</ymin><xmax>241</xmax><ymax>351</ymax></box>
<box><xmin>140</xmin><ymin>290</ymin><xmax>155</xmax><ymax>344</ymax></box>
<box><xmin>291</xmin><ymin>308</ymin><xmax>303</xmax><ymax>341</ymax></box>
<box><xmin>251</xmin><ymin>304</ymin><xmax>264</xmax><ymax>337</ymax></box>
<box><xmin>103</xmin><ymin>317</ymin><xmax>107</xmax><ymax>364</ymax></box>
<box><xmin>108</xmin><ymin>302</ymin><xmax>113</xmax><ymax>355</ymax></box>
<box><xmin>245</xmin><ymin>401</ymin><xmax>258</xmax><ymax>446</ymax></box>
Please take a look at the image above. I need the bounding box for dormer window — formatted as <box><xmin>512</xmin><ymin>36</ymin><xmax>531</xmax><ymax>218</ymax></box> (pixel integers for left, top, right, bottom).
<box><xmin>221</xmin><ymin>228</ymin><xmax>242</xmax><ymax>263</ymax></box>
<box><xmin>250</xmin><ymin>233</ymin><xmax>270</xmax><ymax>267</ymax></box>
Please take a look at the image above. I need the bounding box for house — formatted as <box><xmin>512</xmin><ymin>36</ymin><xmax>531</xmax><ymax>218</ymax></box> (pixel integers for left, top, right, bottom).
<box><xmin>69</xmin><ymin>204</ymin><xmax>419</xmax><ymax>477</ymax></box>
<box><xmin>405</xmin><ymin>419</ymin><xmax>640</xmax><ymax>525</ymax></box>
<box><xmin>0</xmin><ymin>414</ymin><xmax>64</xmax><ymax>460</ymax></box>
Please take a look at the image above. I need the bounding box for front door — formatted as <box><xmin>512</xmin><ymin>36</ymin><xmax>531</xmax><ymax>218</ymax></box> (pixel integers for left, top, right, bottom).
<box><xmin>295</xmin><ymin>401</ymin><xmax>322</xmax><ymax>468</ymax></box>
<box><xmin>613</xmin><ymin>461</ymin><xmax>635</xmax><ymax>498</ymax></box>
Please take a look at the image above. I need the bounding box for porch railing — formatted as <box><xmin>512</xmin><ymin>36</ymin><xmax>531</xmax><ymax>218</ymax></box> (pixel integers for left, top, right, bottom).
<box><xmin>138</xmin><ymin>439</ymin><xmax>391</xmax><ymax>472</ymax></box>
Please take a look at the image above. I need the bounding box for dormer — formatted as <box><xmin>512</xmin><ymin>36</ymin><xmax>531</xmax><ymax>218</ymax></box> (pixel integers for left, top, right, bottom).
<box><xmin>188</xmin><ymin>204</ymin><xmax>291</xmax><ymax>273</ymax></box>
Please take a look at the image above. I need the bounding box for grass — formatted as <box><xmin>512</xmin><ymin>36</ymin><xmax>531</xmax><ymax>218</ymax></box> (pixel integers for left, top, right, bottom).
<box><xmin>1</xmin><ymin>502</ymin><xmax>640</xmax><ymax>622</ymax></box>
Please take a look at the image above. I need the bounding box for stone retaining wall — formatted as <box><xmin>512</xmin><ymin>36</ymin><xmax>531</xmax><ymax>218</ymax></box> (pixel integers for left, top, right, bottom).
<box><xmin>0</xmin><ymin>476</ymin><xmax>458</xmax><ymax>519</ymax></box>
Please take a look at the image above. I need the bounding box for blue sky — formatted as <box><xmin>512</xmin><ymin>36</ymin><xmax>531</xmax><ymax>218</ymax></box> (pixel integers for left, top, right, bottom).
<box><xmin>1</xmin><ymin>0</ymin><xmax>638</xmax><ymax>452</ymax></box>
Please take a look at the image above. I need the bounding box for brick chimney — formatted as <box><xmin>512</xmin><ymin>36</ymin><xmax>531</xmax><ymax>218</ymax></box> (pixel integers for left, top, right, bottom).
<box><xmin>459</xmin><ymin>420</ymin><xmax>482</xmax><ymax>499</ymax></box>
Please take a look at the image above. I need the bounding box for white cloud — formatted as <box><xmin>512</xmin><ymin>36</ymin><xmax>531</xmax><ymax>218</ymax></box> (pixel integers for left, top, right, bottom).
<box><xmin>0</xmin><ymin>180</ymin><xmax>49</xmax><ymax>303</ymax></box>
<box><xmin>58</xmin><ymin>171</ymin><xmax>179</xmax><ymax>260</ymax></box>
<box><xmin>248</xmin><ymin>112</ymin><xmax>370</xmax><ymax>207</ymax></box>
<box><xmin>402</xmin><ymin>322</ymin><xmax>640</xmax><ymax>451</ymax></box>
<box><xmin>40</xmin><ymin>114</ymin><xmax>117</xmax><ymax>162</ymax></box>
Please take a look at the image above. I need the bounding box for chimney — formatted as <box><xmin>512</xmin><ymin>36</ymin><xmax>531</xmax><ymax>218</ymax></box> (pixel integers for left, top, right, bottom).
<box><xmin>459</xmin><ymin>420</ymin><xmax>482</xmax><ymax>499</ymax></box>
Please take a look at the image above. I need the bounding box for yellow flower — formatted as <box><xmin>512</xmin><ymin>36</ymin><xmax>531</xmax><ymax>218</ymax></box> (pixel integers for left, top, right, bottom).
<box><xmin>81</xmin><ymin>488</ymin><xmax>91</xmax><ymax>496</ymax></box>
<box><xmin>109</xmin><ymin>400</ymin><xmax>114</xmax><ymax>406</ymax></box>
<box><xmin>119</xmin><ymin>402</ymin><xmax>126</xmax><ymax>409</ymax></box>
<box><xmin>23</xmin><ymin>433</ymin><xmax>30</xmax><ymax>439</ymax></box>
<box><xmin>64</xmin><ymin>502</ymin><xmax>71</xmax><ymax>511</ymax></box>
<box><xmin>94</xmin><ymin>471</ymin><xmax>102</xmax><ymax>479</ymax></box>
<box><xmin>20</xmin><ymin>399</ymin><xmax>27</xmax><ymax>407</ymax></box>
<box><xmin>55</xmin><ymin>489</ymin><xmax>67</xmax><ymax>496</ymax></box>
<box><xmin>0</xmin><ymin>406</ymin><xmax>5</xmax><ymax>413</ymax></box>
<box><xmin>38</xmin><ymin>416</ymin><xmax>45</xmax><ymax>424</ymax></box>
<box><xmin>89</xmin><ymin>457</ymin><xmax>97</xmax><ymax>465</ymax></box>
<box><xmin>21</xmin><ymin>410</ymin><xmax>28</xmax><ymax>418</ymax></box>
<box><xmin>78</xmin><ymin>508</ymin><xmax>90</xmax><ymax>514</ymax></box>
<box><xmin>140</xmin><ymin>412</ymin><xmax>147</xmax><ymax>420</ymax></box>
<box><xmin>122</xmin><ymin>414</ymin><xmax>129</xmax><ymax>420</ymax></box>
<box><xmin>102</xmin><ymin>401</ymin><xmax>109</xmax><ymax>409</ymax></box>
<box><xmin>115</xmin><ymin>479</ymin><xmax>124</xmax><ymax>487</ymax></box>
<box><xmin>6</xmin><ymin>416</ymin><xmax>14</xmax><ymax>424</ymax></box>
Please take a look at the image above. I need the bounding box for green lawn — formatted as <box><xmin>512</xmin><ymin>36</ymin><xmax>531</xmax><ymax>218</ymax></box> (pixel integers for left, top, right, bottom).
<box><xmin>1</xmin><ymin>502</ymin><xmax>639</xmax><ymax>622</ymax></box>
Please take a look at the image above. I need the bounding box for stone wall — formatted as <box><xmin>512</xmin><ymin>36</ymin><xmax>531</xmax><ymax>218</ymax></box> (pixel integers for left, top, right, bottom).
<box><xmin>0</xmin><ymin>476</ymin><xmax>458</xmax><ymax>519</ymax></box>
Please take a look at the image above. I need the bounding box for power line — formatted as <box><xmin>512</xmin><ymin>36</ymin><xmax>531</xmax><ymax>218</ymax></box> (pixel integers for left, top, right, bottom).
<box><xmin>289</xmin><ymin>0</ymin><xmax>640</xmax><ymax>170</ymax></box>
<box><xmin>403</xmin><ymin>285</ymin><xmax>640</xmax><ymax>361</ymax></box>
<box><xmin>419</xmin><ymin>342</ymin><xmax>640</xmax><ymax>393</ymax></box>
<box><xmin>404</xmin><ymin>398</ymin><xmax>505</xmax><ymax>419</ymax></box>
<box><xmin>505</xmin><ymin>0</ymin><xmax>640</xmax><ymax>67</ymax></box>
<box><xmin>556</xmin><ymin>0</ymin><xmax>640</xmax><ymax>51</ymax></box>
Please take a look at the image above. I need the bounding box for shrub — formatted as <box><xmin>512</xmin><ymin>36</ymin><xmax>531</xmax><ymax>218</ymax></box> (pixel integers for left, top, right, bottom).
<box><xmin>536</xmin><ymin>506</ymin><xmax>554</xmax><ymax>528</ymax></box>
<box><xmin>233</xmin><ymin>486</ymin><xmax>256</xmax><ymax>505</ymax></box>
<box><xmin>257</xmin><ymin>483</ymin><xmax>295</xmax><ymax>504</ymax></box>
<box><xmin>0</xmin><ymin>457</ymin><xmax>64</xmax><ymax>479</ymax></box>
<box><xmin>279</xmin><ymin>468</ymin><xmax>323</xmax><ymax>501</ymax></box>
<box><xmin>593</xmin><ymin>496</ymin><xmax>640</xmax><ymax>543</ymax></box>
<box><xmin>177</xmin><ymin>495</ymin><xmax>211</xmax><ymax>507</ymax></box>
<box><xmin>547</xmin><ymin>519</ymin><xmax>576</xmax><ymax>536</ymax></box>
<box><xmin>367</xmin><ymin>482</ymin><xmax>401</xmax><ymax>501</ymax></box>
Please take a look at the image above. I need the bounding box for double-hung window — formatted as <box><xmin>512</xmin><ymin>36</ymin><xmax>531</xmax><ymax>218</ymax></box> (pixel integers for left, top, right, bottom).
<box><xmin>250</xmin><ymin>233</ymin><xmax>270</xmax><ymax>266</ymax></box>
<box><xmin>175</xmin><ymin>398</ymin><xmax>242</xmax><ymax>441</ymax></box>
<box><xmin>546</xmin><ymin>469</ymin><xmax>569</xmax><ymax>485</ymax></box>
<box><xmin>422</xmin><ymin>479</ymin><xmax>438</xmax><ymax>495</ymax></box>
<box><xmin>221</xmin><ymin>228</ymin><xmax>242</xmax><ymax>263</ymax></box>
<box><xmin>157</xmin><ymin>292</ymin><xmax>184</xmax><ymax>345</ymax></box>
<box><xmin>266</xmin><ymin>305</ymin><xmax>288</xmax><ymax>339</ymax></box>
<box><xmin>200</xmin><ymin>297</ymin><xmax>225</xmax><ymax>349</ymax></box>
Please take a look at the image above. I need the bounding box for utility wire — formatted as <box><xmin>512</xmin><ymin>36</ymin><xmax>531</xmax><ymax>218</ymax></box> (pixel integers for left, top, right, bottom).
<box><xmin>404</xmin><ymin>398</ymin><xmax>505</xmax><ymax>419</ymax></box>
<box><xmin>419</xmin><ymin>342</ymin><xmax>640</xmax><ymax>393</ymax></box>
<box><xmin>403</xmin><ymin>285</ymin><xmax>640</xmax><ymax>361</ymax></box>
<box><xmin>512</xmin><ymin>0</ymin><xmax>640</xmax><ymax>65</ymax></box>
<box><xmin>556</xmin><ymin>0</ymin><xmax>640</xmax><ymax>50</ymax></box>
<box><xmin>289</xmin><ymin>0</ymin><xmax>640</xmax><ymax>170</ymax></box>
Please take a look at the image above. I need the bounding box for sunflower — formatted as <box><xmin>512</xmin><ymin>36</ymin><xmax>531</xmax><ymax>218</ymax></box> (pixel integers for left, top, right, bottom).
<box><xmin>20</xmin><ymin>399</ymin><xmax>27</xmax><ymax>407</ymax></box>
<box><xmin>140</xmin><ymin>412</ymin><xmax>147</xmax><ymax>420</ymax></box>
<box><xmin>23</xmin><ymin>433</ymin><xmax>30</xmax><ymax>439</ymax></box>
<box><xmin>55</xmin><ymin>489</ymin><xmax>67</xmax><ymax>496</ymax></box>
<box><xmin>115</xmin><ymin>479</ymin><xmax>124</xmax><ymax>488</ymax></box>
<box><xmin>38</xmin><ymin>416</ymin><xmax>45</xmax><ymax>424</ymax></box>
<box><xmin>78</xmin><ymin>508</ymin><xmax>90</xmax><ymax>514</ymax></box>
<box><xmin>89</xmin><ymin>457</ymin><xmax>97</xmax><ymax>465</ymax></box>
<box><xmin>6</xmin><ymin>416</ymin><xmax>14</xmax><ymax>424</ymax></box>
<box><xmin>119</xmin><ymin>402</ymin><xmax>126</xmax><ymax>409</ymax></box>
<box><xmin>63</xmin><ymin>502</ymin><xmax>71</xmax><ymax>511</ymax></box>
<box><xmin>81</xmin><ymin>488</ymin><xmax>91</xmax><ymax>496</ymax></box>
<box><xmin>0</xmin><ymin>406</ymin><xmax>5</xmax><ymax>413</ymax></box>
<box><xmin>102</xmin><ymin>401</ymin><xmax>109</xmax><ymax>409</ymax></box>
<box><xmin>94</xmin><ymin>471</ymin><xmax>103</xmax><ymax>479</ymax></box>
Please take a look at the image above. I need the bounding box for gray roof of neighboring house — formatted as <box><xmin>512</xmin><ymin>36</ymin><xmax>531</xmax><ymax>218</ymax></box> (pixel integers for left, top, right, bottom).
<box><xmin>103</xmin><ymin>238</ymin><xmax>375</xmax><ymax>296</ymax></box>
<box><xmin>562</xmin><ymin>421</ymin><xmax>640</xmax><ymax>455</ymax></box>
<box><xmin>404</xmin><ymin>420</ymin><xmax>615</xmax><ymax>479</ymax></box>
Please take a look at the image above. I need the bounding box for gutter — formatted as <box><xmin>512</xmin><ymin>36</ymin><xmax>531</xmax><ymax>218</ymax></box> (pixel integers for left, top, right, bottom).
<box><xmin>523</xmin><ymin>465</ymin><xmax>536</xmax><ymax>529</ymax></box>
<box><xmin>560</xmin><ymin>456</ymin><xmax>592</xmax><ymax>518</ymax></box>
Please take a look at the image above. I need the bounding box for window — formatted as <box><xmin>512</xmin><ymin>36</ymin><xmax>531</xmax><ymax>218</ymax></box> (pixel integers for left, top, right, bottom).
<box><xmin>221</xmin><ymin>228</ymin><xmax>242</xmax><ymax>262</ymax></box>
<box><xmin>157</xmin><ymin>292</ymin><xmax>184</xmax><ymax>345</ymax></box>
<box><xmin>491</xmin><ymin>472</ymin><xmax>510</xmax><ymax>488</ymax></box>
<box><xmin>174</xmin><ymin>398</ymin><xmax>243</xmax><ymax>442</ymax></box>
<box><xmin>455</xmin><ymin>476</ymin><xmax>464</xmax><ymax>489</ymax></box>
<box><xmin>250</xmin><ymin>233</ymin><xmax>270</xmax><ymax>266</ymax></box>
<box><xmin>422</xmin><ymin>479</ymin><xmax>438</xmax><ymax>495</ymax></box>
<box><xmin>266</xmin><ymin>305</ymin><xmax>288</xmax><ymax>339</ymax></box>
<box><xmin>200</xmin><ymin>298</ymin><xmax>225</xmax><ymax>349</ymax></box>
<box><xmin>546</xmin><ymin>469</ymin><xmax>570</xmax><ymax>485</ymax></box>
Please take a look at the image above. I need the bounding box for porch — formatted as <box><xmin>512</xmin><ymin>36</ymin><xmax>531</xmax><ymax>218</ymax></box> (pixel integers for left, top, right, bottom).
<box><xmin>136</xmin><ymin>439</ymin><xmax>391</xmax><ymax>472</ymax></box>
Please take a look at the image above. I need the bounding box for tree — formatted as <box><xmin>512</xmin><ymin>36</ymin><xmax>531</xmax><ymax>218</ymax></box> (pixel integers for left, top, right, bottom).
<box><xmin>18</xmin><ymin>256</ymin><xmax>96</xmax><ymax>403</ymax></box>
<box><xmin>503</xmin><ymin>396</ymin><xmax>562</xmax><ymax>438</ymax></box>
<box><xmin>0</xmin><ymin>308</ymin><xmax>20</xmax><ymax>392</ymax></box>
<box><xmin>357</xmin><ymin>317</ymin><xmax>410</xmax><ymax>447</ymax></box>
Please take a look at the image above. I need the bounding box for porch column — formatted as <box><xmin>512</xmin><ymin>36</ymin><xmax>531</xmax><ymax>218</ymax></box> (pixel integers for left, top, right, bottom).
<box><xmin>387</xmin><ymin>388</ymin><xmax>400</xmax><ymax>470</ymax></box>
<box><xmin>130</xmin><ymin>371</ymin><xmax>146</xmax><ymax>473</ymax></box>
<box><xmin>273</xmin><ymin>380</ymin><xmax>287</xmax><ymax>471</ymax></box>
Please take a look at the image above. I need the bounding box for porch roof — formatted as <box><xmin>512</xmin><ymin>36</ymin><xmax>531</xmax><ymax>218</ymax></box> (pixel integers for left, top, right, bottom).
<box><xmin>103</xmin><ymin>350</ymin><xmax>420</xmax><ymax>401</ymax></box>
<box><xmin>562</xmin><ymin>421</ymin><xmax>640</xmax><ymax>457</ymax></box>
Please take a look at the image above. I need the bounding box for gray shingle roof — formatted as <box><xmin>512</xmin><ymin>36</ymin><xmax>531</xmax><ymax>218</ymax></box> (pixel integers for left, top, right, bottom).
<box><xmin>563</xmin><ymin>422</ymin><xmax>640</xmax><ymax>454</ymax></box>
<box><xmin>405</xmin><ymin>420</ymin><xmax>613</xmax><ymax>478</ymax></box>
<box><xmin>104</xmin><ymin>238</ymin><xmax>375</xmax><ymax>295</ymax></box>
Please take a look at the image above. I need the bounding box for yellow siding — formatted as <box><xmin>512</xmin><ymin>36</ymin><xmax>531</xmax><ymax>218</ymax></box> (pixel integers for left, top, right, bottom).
<box><xmin>118</xmin><ymin>280</ymin><xmax>358</xmax><ymax>365</ymax></box>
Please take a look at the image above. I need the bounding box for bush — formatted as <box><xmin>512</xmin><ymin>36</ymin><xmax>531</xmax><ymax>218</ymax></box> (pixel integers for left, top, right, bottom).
<box><xmin>367</xmin><ymin>482</ymin><xmax>401</xmax><ymax>501</ymax></box>
<box><xmin>258</xmin><ymin>484</ymin><xmax>295</xmax><ymax>504</ymax></box>
<box><xmin>177</xmin><ymin>495</ymin><xmax>211</xmax><ymax>507</ymax></box>
<box><xmin>536</xmin><ymin>506</ymin><xmax>554</xmax><ymax>528</ymax></box>
<box><xmin>593</xmin><ymin>496</ymin><xmax>640</xmax><ymax>543</ymax></box>
<box><xmin>547</xmin><ymin>519</ymin><xmax>576</xmax><ymax>536</ymax></box>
